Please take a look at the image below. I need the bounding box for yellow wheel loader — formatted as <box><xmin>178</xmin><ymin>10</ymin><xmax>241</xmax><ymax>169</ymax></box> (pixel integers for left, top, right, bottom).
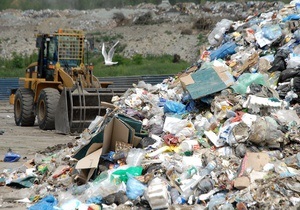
<box><xmin>13</xmin><ymin>29</ymin><xmax>123</xmax><ymax>134</ymax></box>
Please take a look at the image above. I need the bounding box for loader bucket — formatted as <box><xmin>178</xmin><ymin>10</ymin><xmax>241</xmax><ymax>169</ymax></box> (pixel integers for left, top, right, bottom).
<box><xmin>55</xmin><ymin>87</ymin><xmax>125</xmax><ymax>134</ymax></box>
<box><xmin>55</xmin><ymin>87</ymin><xmax>101</xmax><ymax>134</ymax></box>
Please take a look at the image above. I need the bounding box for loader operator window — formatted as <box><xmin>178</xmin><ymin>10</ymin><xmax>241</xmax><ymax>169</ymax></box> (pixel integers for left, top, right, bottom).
<box><xmin>43</xmin><ymin>38</ymin><xmax>57</xmax><ymax>81</ymax></box>
<box><xmin>46</xmin><ymin>38</ymin><xmax>58</xmax><ymax>63</ymax></box>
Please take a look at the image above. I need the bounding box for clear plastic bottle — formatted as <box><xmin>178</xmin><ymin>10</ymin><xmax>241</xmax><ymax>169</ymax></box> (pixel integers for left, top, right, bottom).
<box><xmin>208</xmin><ymin>19</ymin><xmax>233</xmax><ymax>46</ymax></box>
<box><xmin>199</xmin><ymin>161</ymin><xmax>217</xmax><ymax>176</ymax></box>
<box><xmin>177</xmin><ymin>166</ymin><xmax>197</xmax><ymax>183</ymax></box>
<box><xmin>189</xmin><ymin>161</ymin><xmax>217</xmax><ymax>190</ymax></box>
<box><xmin>170</xmin><ymin>187</ymin><xmax>186</xmax><ymax>204</ymax></box>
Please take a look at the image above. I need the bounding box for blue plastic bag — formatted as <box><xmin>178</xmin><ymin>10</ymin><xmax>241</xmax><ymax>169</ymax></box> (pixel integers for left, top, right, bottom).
<box><xmin>126</xmin><ymin>174</ymin><xmax>146</xmax><ymax>200</ymax></box>
<box><xmin>210</xmin><ymin>42</ymin><xmax>237</xmax><ymax>60</ymax></box>
<box><xmin>262</xmin><ymin>24</ymin><xmax>282</xmax><ymax>40</ymax></box>
<box><xmin>4</xmin><ymin>149</ymin><xmax>21</xmax><ymax>162</ymax></box>
<box><xmin>163</xmin><ymin>100</ymin><xmax>186</xmax><ymax>114</ymax></box>
<box><xmin>283</xmin><ymin>14</ymin><xmax>300</xmax><ymax>22</ymax></box>
<box><xmin>28</xmin><ymin>195</ymin><xmax>57</xmax><ymax>210</ymax></box>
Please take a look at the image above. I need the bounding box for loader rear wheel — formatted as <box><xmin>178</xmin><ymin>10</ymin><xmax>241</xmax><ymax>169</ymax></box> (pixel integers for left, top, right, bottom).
<box><xmin>14</xmin><ymin>88</ymin><xmax>35</xmax><ymax>126</ymax></box>
<box><xmin>37</xmin><ymin>88</ymin><xmax>60</xmax><ymax>130</ymax></box>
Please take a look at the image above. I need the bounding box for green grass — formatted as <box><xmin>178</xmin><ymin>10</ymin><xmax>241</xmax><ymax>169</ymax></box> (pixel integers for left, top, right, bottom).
<box><xmin>91</xmin><ymin>54</ymin><xmax>189</xmax><ymax>77</ymax></box>
<box><xmin>0</xmin><ymin>52</ymin><xmax>190</xmax><ymax>78</ymax></box>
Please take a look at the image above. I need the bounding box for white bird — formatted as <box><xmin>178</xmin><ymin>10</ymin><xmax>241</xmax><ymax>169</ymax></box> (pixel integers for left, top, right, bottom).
<box><xmin>102</xmin><ymin>41</ymin><xmax>119</xmax><ymax>66</ymax></box>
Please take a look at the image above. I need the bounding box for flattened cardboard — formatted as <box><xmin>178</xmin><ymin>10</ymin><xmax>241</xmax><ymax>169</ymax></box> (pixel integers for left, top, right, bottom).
<box><xmin>75</xmin><ymin>143</ymin><xmax>103</xmax><ymax>182</ymax></box>
<box><xmin>179</xmin><ymin>74</ymin><xmax>195</xmax><ymax>89</ymax></box>
<box><xmin>238</xmin><ymin>152</ymin><xmax>270</xmax><ymax>177</ymax></box>
<box><xmin>181</xmin><ymin>65</ymin><xmax>234</xmax><ymax>99</ymax></box>
<box><xmin>76</xmin><ymin>147</ymin><xmax>103</xmax><ymax>170</ymax></box>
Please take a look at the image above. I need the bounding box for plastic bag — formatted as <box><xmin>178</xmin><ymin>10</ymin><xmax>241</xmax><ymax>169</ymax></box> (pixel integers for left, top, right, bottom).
<box><xmin>279</xmin><ymin>68</ymin><xmax>300</xmax><ymax>82</ymax></box>
<box><xmin>286</xmin><ymin>53</ymin><xmax>300</xmax><ymax>69</ymax></box>
<box><xmin>111</xmin><ymin>166</ymin><xmax>143</xmax><ymax>183</ymax></box>
<box><xmin>268</xmin><ymin>49</ymin><xmax>289</xmax><ymax>72</ymax></box>
<box><xmin>4</xmin><ymin>149</ymin><xmax>21</xmax><ymax>162</ymax></box>
<box><xmin>163</xmin><ymin>100</ymin><xmax>186</xmax><ymax>114</ymax></box>
<box><xmin>248</xmin><ymin>116</ymin><xmax>284</xmax><ymax>147</ymax></box>
<box><xmin>210</xmin><ymin>42</ymin><xmax>237</xmax><ymax>60</ymax></box>
<box><xmin>126</xmin><ymin>148</ymin><xmax>146</xmax><ymax>166</ymax></box>
<box><xmin>208</xmin><ymin>19</ymin><xmax>233</xmax><ymax>46</ymax></box>
<box><xmin>59</xmin><ymin>199</ymin><xmax>89</xmax><ymax>210</ymax></box>
<box><xmin>126</xmin><ymin>174</ymin><xmax>146</xmax><ymax>200</ymax></box>
<box><xmin>163</xmin><ymin>116</ymin><xmax>188</xmax><ymax>134</ymax></box>
<box><xmin>28</xmin><ymin>195</ymin><xmax>57</xmax><ymax>210</ymax></box>
<box><xmin>262</xmin><ymin>24</ymin><xmax>282</xmax><ymax>40</ymax></box>
<box><xmin>231</xmin><ymin>73</ymin><xmax>266</xmax><ymax>94</ymax></box>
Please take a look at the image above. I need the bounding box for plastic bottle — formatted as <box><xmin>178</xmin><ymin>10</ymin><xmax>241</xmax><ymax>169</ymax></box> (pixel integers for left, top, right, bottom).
<box><xmin>208</xmin><ymin>193</ymin><xmax>226</xmax><ymax>210</ymax></box>
<box><xmin>179</xmin><ymin>140</ymin><xmax>199</xmax><ymax>152</ymax></box>
<box><xmin>189</xmin><ymin>161</ymin><xmax>217</xmax><ymax>190</ymax></box>
<box><xmin>170</xmin><ymin>188</ymin><xmax>186</xmax><ymax>204</ymax></box>
<box><xmin>199</xmin><ymin>161</ymin><xmax>217</xmax><ymax>177</ymax></box>
<box><xmin>177</xmin><ymin>166</ymin><xmax>197</xmax><ymax>183</ymax></box>
<box><xmin>208</xmin><ymin>19</ymin><xmax>233</xmax><ymax>46</ymax></box>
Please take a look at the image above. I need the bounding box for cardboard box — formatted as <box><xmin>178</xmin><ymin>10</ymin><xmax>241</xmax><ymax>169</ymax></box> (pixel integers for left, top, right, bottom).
<box><xmin>73</xmin><ymin>116</ymin><xmax>142</xmax><ymax>182</ymax></box>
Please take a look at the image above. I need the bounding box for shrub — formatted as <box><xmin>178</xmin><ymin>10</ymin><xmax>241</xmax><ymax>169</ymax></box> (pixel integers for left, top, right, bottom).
<box><xmin>181</xmin><ymin>28</ymin><xmax>193</xmax><ymax>35</ymax></box>
<box><xmin>12</xmin><ymin>52</ymin><xmax>25</xmax><ymax>68</ymax></box>
<box><xmin>132</xmin><ymin>54</ymin><xmax>143</xmax><ymax>65</ymax></box>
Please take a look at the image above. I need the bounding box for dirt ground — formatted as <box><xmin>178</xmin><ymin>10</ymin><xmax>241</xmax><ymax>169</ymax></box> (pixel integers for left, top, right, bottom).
<box><xmin>0</xmin><ymin>100</ymin><xmax>75</xmax><ymax>210</ymax></box>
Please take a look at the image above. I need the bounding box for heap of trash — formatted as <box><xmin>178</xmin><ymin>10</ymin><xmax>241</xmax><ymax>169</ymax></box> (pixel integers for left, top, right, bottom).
<box><xmin>2</xmin><ymin>1</ymin><xmax>300</xmax><ymax>209</ymax></box>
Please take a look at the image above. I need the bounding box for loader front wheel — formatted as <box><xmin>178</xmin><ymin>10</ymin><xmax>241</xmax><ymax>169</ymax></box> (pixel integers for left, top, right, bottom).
<box><xmin>37</xmin><ymin>88</ymin><xmax>60</xmax><ymax>130</ymax></box>
<box><xmin>14</xmin><ymin>88</ymin><xmax>35</xmax><ymax>126</ymax></box>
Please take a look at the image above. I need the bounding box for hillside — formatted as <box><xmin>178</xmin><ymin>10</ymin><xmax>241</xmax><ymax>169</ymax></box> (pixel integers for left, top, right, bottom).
<box><xmin>0</xmin><ymin>1</ymin><xmax>284</xmax><ymax>63</ymax></box>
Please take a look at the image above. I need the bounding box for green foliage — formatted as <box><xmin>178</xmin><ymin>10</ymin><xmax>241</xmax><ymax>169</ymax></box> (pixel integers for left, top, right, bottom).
<box><xmin>8</xmin><ymin>52</ymin><xmax>37</xmax><ymax>69</ymax></box>
<box><xmin>11</xmin><ymin>52</ymin><xmax>24</xmax><ymax>68</ymax></box>
<box><xmin>165</xmin><ymin>30</ymin><xmax>172</xmax><ymax>35</ymax></box>
<box><xmin>1</xmin><ymin>50</ymin><xmax>189</xmax><ymax>78</ymax></box>
<box><xmin>93</xmin><ymin>53</ymin><xmax>189</xmax><ymax>77</ymax></box>
<box><xmin>0</xmin><ymin>52</ymin><xmax>38</xmax><ymax>77</ymax></box>
<box><xmin>113</xmin><ymin>54</ymin><xmax>131</xmax><ymax>65</ymax></box>
<box><xmin>197</xmin><ymin>33</ymin><xmax>206</xmax><ymax>46</ymax></box>
<box><xmin>132</xmin><ymin>54</ymin><xmax>143</xmax><ymax>65</ymax></box>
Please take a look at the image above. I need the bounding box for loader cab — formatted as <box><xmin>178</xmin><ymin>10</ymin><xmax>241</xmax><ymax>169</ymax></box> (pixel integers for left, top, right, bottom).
<box><xmin>36</xmin><ymin>35</ymin><xmax>57</xmax><ymax>81</ymax></box>
<box><xmin>36</xmin><ymin>30</ymin><xmax>85</xmax><ymax>81</ymax></box>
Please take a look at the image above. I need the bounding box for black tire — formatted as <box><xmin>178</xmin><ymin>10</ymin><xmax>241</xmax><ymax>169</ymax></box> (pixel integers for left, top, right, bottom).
<box><xmin>37</xmin><ymin>88</ymin><xmax>60</xmax><ymax>130</ymax></box>
<box><xmin>14</xmin><ymin>88</ymin><xmax>35</xmax><ymax>126</ymax></box>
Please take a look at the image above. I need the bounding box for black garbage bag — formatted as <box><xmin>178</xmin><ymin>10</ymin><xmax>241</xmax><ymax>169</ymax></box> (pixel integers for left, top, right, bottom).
<box><xmin>268</xmin><ymin>49</ymin><xmax>289</xmax><ymax>72</ymax></box>
<box><xmin>292</xmin><ymin>77</ymin><xmax>300</xmax><ymax>92</ymax></box>
<box><xmin>277</xmin><ymin>82</ymin><xmax>291</xmax><ymax>98</ymax></box>
<box><xmin>279</xmin><ymin>68</ymin><xmax>300</xmax><ymax>82</ymax></box>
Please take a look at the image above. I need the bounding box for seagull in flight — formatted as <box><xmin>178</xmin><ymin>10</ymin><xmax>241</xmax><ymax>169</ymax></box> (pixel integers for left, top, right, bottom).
<box><xmin>102</xmin><ymin>41</ymin><xmax>119</xmax><ymax>66</ymax></box>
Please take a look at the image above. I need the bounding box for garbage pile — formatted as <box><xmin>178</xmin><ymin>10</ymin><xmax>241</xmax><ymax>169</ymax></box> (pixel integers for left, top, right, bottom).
<box><xmin>2</xmin><ymin>1</ymin><xmax>300</xmax><ymax>209</ymax></box>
